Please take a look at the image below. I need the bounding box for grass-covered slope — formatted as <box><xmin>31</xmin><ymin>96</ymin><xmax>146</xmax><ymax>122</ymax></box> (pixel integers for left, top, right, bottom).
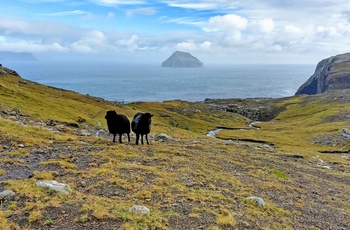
<box><xmin>0</xmin><ymin>68</ymin><xmax>349</xmax><ymax>229</ymax></box>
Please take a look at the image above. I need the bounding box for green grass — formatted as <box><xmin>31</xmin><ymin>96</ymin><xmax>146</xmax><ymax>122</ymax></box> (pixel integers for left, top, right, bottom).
<box><xmin>1</xmin><ymin>70</ymin><xmax>350</xmax><ymax>229</ymax></box>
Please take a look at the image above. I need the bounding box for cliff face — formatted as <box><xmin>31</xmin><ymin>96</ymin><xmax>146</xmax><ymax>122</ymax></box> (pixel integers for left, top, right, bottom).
<box><xmin>162</xmin><ymin>51</ymin><xmax>203</xmax><ymax>68</ymax></box>
<box><xmin>296</xmin><ymin>53</ymin><xmax>350</xmax><ymax>95</ymax></box>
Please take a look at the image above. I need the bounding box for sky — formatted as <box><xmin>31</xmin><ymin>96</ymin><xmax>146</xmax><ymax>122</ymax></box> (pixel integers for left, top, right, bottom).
<box><xmin>1</xmin><ymin>0</ymin><xmax>350</xmax><ymax>64</ymax></box>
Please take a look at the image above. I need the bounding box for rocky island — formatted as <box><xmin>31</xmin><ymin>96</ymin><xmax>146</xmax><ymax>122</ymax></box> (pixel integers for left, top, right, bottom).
<box><xmin>0</xmin><ymin>51</ymin><xmax>37</xmax><ymax>61</ymax></box>
<box><xmin>162</xmin><ymin>51</ymin><xmax>203</xmax><ymax>68</ymax></box>
<box><xmin>296</xmin><ymin>52</ymin><xmax>350</xmax><ymax>95</ymax></box>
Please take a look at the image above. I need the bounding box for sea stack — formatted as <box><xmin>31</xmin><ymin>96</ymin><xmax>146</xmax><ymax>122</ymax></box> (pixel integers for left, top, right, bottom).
<box><xmin>162</xmin><ymin>51</ymin><xmax>203</xmax><ymax>68</ymax></box>
<box><xmin>296</xmin><ymin>52</ymin><xmax>350</xmax><ymax>95</ymax></box>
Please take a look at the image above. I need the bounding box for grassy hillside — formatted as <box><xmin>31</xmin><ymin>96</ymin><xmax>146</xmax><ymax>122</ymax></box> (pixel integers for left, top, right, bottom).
<box><xmin>0</xmin><ymin>68</ymin><xmax>349</xmax><ymax>229</ymax></box>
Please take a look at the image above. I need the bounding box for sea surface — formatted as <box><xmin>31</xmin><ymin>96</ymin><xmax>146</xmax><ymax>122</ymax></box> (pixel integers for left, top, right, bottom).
<box><xmin>2</xmin><ymin>61</ymin><xmax>315</xmax><ymax>102</ymax></box>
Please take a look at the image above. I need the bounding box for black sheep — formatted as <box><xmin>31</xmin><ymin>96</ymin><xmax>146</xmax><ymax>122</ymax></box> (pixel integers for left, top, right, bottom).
<box><xmin>131</xmin><ymin>112</ymin><xmax>153</xmax><ymax>145</ymax></box>
<box><xmin>104</xmin><ymin>110</ymin><xmax>131</xmax><ymax>143</ymax></box>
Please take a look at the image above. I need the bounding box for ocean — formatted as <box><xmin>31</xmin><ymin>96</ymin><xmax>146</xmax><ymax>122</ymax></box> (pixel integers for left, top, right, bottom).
<box><xmin>2</xmin><ymin>60</ymin><xmax>315</xmax><ymax>103</ymax></box>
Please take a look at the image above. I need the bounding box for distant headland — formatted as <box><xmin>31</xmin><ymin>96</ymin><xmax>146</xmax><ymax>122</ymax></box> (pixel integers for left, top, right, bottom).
<box><xmin>296</xmin><ymin>52</ymin><xmax>350</xmax><ymax>95</ymax></box>
<box><xmin>162</xmin><ymin>51</ymin><xmax>203</xmax><ymax>68</ymax></box>
<box><xmin>0</xmin><ymin>51</ymin><xmax>37</xmax><ymax>61</ymax></box>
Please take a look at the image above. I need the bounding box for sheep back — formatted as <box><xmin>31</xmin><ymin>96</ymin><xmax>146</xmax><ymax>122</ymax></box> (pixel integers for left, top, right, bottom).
<box><xmin>131</xmin><ymin>112</ymin><xmax>153</xmax><ymax>134</ymax></box>
<box><xmin>105</xmin><ymin>110</ymin><xmax>131</xmax><ymax>135</ymax></box>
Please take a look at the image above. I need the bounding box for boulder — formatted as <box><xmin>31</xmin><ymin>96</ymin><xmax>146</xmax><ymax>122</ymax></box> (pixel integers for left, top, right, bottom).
<box><xmin>162</xmin><ymin>51</ymin><xmax>203</xmax><ymax>68</ymax></box>
<box><xmin>246</xmin><ymin>196</ymin><xmax>266</xmax><ymax>207</ymax></box>
<box><xmin>36</xmin><ymin>180</ymin><xmax>71</xmax><ymax>195</ymax></box>
<box><xmin>0</xmin><ymin>190</ymin><xmax>16</xmax><ymax>200</ymax></box>
<box><xmin>296</xmin><ymin>53</ymin><xmax>350</xmax><ymax>95</ymax></box>
<box><xmin>129</xmin><ymin>205</ymin><xmax>150</xmax><ymax>216</ymax></box>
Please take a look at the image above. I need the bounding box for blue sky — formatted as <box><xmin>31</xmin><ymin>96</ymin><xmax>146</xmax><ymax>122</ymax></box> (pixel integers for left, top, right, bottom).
<box><xmin>1</xmin><ymin>0</ymin><xmax>350</xmax><ymax>64</ymax></box>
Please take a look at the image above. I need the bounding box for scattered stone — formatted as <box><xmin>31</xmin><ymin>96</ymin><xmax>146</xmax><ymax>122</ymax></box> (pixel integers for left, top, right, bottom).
<box><xmin>80</xmin><ymin>181</ymin><xmax>87</xmax><ymax>187</ymax></box>
<box><xmin>246</xmin><ymin>196</ymin><xmax>266</xmax><ymax>207</ymax></box>
<box><xmin>129</xmin><ymin>205</ymin><xmax>150</xmax><ymax>216</ymax></box>
<box><xmin>315</xmin><ymin>159</ymin><xmax>333</xmax><ymax>170</ymax></box>
<box><xmin>152</xmin><ymin>133</ymin><xmax>172</xmax><ymax>141</ymax></box>
<box><xmin>18</xmin><ymin>144</ymin><xmax>25</xmax><ymax>148</ymax></box>
<box><xmin>80</xmin><ymin>131</ymin><xmax>92</xmax><ymax>136</ymax></box>
<box><xmin>36</xmin><ymin>180</ymin><xmax>72</xmax><ymax>195</ymax></box>
<box><xmin>0</xmin><ymin>190</ymin><xmax>15</xmax><ymax>200</ymax></box>
<box><xmin>340</xmin><ymin>128</ymin><xmax>350</xmax><ymax>140</ymax></box>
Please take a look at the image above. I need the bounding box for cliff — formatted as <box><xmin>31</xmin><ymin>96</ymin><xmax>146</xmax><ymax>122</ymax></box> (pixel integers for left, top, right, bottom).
<box><xmin>296</xmin><ymin>53</ymin><xmax>350</xmax><ymax>95</ymax></box>
<box><xmin>162</xmin><ymin>51</ymin><xmax>203</xmax><ymax>67</ymax></box>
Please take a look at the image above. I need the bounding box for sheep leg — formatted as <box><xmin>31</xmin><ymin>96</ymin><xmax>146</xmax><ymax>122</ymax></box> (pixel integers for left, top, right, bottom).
<box><xmin>145</xmin><ymin>134</ymin><xmax>149</xmax><ymax>145</ymax></box>
<box><xmin>119</xmin><ymin>134</ymin><xmax>122</xmax><ymax>143</ymax></box>
<box><xmin>127</xmin><ymin>133</ymin><xmax>130</xmax><ymax>142</ymax></box>
<box><xmin>112</xmin><ymin>134</ymin><xmax>116</xmax><ymax>142</ymax></box>
<box><xmin>135</xmin><ymin>134</ymin><xmax>139</xmax><ymax>145</ymax></box>
<box><xmin>141</xmin><ymin>134</ymin><xmax>144</xmax><ymax>145</ymax></box>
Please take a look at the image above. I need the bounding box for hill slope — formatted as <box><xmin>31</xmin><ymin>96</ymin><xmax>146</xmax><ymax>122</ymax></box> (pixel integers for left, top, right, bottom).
<box><xmin>0</xmin><ymin>67</ymin><xmax>349</xmax><ymax>229</ymax></box>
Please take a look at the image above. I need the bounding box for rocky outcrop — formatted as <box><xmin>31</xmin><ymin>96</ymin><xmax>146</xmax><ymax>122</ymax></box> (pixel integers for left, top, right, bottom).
<box><xmin>162</xmin><ymin>51</ymin><xmax>203</xmax><ymax>68</ymax></box>
<box><xmin>204</xmin><ymin>98</ymin><xmax>285</xmax><ymax>121</ymax></box>
<box><xmin>296</xmin><ymin>53</ymin><xmax>350</xmax><ymax>95</ymax></box>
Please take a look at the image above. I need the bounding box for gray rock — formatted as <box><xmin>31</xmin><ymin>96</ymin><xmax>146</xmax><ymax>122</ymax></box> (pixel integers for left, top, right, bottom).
<box><xmin>0</xmin><ymin>190</ymin><xmax>16</xmax><ymax>200</ymax></box>
<box><xmin>246</xmin><ymin>196</ymin><xmax>266</xmax><ymax>207</ymax></box>
<box><xmin>152</xmin><ymin>133</ymin><xmax>172</xmax><ymax>141</ymax></box>
<box><xmin>341</xmin><ymin>128</ymin><xmax>350</xmax><ymax>140</ymax></box>
<box><xmin>129</xmin><ymin>205</ymin><xmax>150</xmax><ymax>216</ymax></box>
<box><xmin>36</xmin><ymin>180</ymin><xmax>71</xmax><ymax>195</ymax></box>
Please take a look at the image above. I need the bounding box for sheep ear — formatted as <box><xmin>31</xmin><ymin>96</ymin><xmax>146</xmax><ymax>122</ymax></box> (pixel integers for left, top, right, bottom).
<box><xmin>151</xmin><ymin>114</ymin><xmax>154</xmax><ymax>117</ymax></box>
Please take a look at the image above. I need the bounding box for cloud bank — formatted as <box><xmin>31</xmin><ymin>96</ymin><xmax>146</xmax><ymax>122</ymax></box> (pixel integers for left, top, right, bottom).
<box><xmin>1</xmin><ymin>0</ymin><xmax>350</xmax><ymax>63</ymax></box>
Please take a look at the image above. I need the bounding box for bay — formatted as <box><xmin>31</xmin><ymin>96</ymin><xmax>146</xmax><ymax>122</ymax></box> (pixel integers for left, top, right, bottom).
<box><xmin>2</xmin><ymin>60</ymin><xmax>314</xmax><ymax>102</ymax></box>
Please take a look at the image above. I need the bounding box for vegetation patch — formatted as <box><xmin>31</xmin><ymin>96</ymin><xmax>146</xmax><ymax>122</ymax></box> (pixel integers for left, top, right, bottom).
<box><xmin>0</xmin><ymin>71</ymin><xmax>349</xmax><ymax>229</ymax></box>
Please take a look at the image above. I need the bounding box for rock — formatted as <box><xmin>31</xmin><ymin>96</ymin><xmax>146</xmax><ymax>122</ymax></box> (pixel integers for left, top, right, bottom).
<box><xmin>296</xmin><ymin>52</ymin><xmax>350</xmax><ymax>95</ymax></box>
<box><xmin>162</xmin><ymin>51</ymin><xmax>203</xmax><ymax>68</ymax></box>
<box><xmin>246</xmin><ymin>196</ymin><xmax>266</xmax><ymax>207</ymax></box>
<box><xmin>36</xmin><ymin>180</ymin><xmax>71</xmax><ymax>195</ymax></box>
<box><xmin>340</xmin><ymin>128</ymin><xmax>350</xmax><ymax>140</ymax></box>
<box><xmin>0</xmin><ymin>190</ymin><xmax>15</xmax><ymax>200</ymax></box>
<box><xmin>152</xmin><ymin>133</ymin><xmax>172</xmax><ymax>141</ymax></box>
<box><xmin>128</xmin><ymin>205</ymin><xmax>150</xmax><ymax>216</ymax></box>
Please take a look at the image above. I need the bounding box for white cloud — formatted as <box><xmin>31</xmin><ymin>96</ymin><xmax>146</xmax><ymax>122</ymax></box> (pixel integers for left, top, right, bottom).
<box><xmin>126</xmin><ymin>8</ymin><xmax>156</xmax><ymax>17</ymax></box>
<box><xmin>117</xmin><ymin>35</ymin><xmax>141</xmax><ymax>51</ymax></box>
<box><xmin>176</xmin><ymin>41</ymin><xmax>212</xmax><ymax>51</ymax></box>
<box><xmin>205</xmin><ymin>14</ymin><xmax>248</xmax><ymax>32</ymax></box>
<box><xmin>40</xmin><ymin>10</ymin><xmax>87</xmax><ymax>16</ymax></box>
<box><xmin>0</xmin><ymin>36</ymin><xmax>68</xmax><ymax>53</ymax></box>
<box><xmin>89</xmin><ymin>0</ymin><xmax>145</xmax><ymax>6</ymax></box>
<box><xmin>71</xmin><ymin>30</ymin><xmax>109</xmax><ymax>53</ymax></box>
<box><xmin>258</xmin><ymin>19</ymin><xmax>275</xmax><ymax>33</ymax></box>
